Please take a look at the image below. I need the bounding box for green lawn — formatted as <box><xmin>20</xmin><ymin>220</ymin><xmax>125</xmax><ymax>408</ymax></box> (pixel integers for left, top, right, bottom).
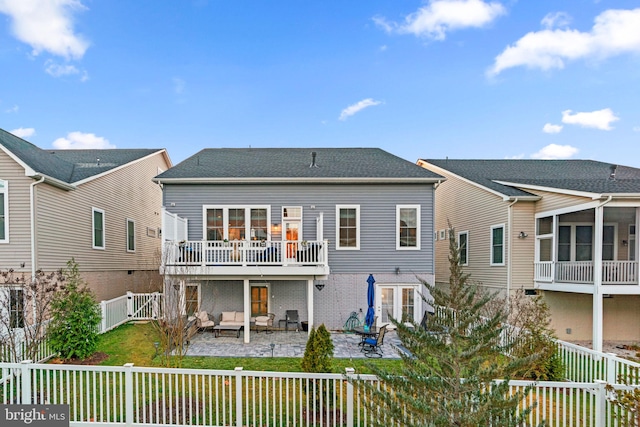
<box><xmin>96</xmin><ymin>322</ymin><xmax>402</xmax><ymax>374</ymax></box>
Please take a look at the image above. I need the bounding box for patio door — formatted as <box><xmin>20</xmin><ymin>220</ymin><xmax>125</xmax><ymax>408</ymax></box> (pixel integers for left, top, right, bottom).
<box><xmin>283</xmin><ymin>206</ymin><xmax>302</xmax><ymax>262</ymax></box>
<box><xmin>376</xmin><ymin>285</ymin><xmax>420</xmax><ymax>329</ymax></box>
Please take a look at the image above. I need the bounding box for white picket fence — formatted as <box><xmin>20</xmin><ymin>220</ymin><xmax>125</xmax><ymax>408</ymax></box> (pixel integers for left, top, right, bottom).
<box><xmin>1</xmin><ymin>361</ymin><xmax>639</xmax><ymax>426</ymax></box>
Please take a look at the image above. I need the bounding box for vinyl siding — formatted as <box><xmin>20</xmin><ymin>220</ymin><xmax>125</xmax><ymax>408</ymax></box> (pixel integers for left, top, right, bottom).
<box><xmin>532</xmin><ymin>189</ymin><xmax>591</xmax><ymax>213</ymax></box>
<box><xmin>162</xmin><ymin>183</ymin><xmax>435</xmax><ymax>275</ymax></box>
<box><xmin>511</xmin><ymin>202</ymin><xmax>535</xmax><ymax>290</ymax></box>
<box><xmin>35</xmin><ymin>152</ymin><xmax>169</xmax><ymax>272</ymax></box>
<box><xmin>0</xmin><ymin>150</ymin><xmax>32</xmax><ymax>272</ymax></box>
<box><xmin>431</xmin><ymin>171</ymin><xmax>509</xmax><ymax>290</ymax></box>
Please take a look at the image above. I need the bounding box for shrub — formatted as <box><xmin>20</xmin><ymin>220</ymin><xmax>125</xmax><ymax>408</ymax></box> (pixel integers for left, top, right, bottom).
<box><xmin>301</xmin><ymin>324</ymin><xmax>334</xmax><ymax>373</ymax></box>
<box><xmin>48</xmin><ymin>259</ymin><xmax>101</xmax><ymax>360</ymax></box>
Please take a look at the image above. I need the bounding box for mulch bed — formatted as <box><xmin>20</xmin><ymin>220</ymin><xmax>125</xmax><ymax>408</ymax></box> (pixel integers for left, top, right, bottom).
<box><xmin>50</xmin><ymin>352</ymin><xmax>110</xmax><ymax>365</ymax></box>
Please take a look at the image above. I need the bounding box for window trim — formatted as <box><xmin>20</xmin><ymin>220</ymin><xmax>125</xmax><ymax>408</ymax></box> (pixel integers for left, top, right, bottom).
<box><xmin>335</xmin><ymin>205</ymin><xmax>360</xmax><ymax>250</ymax></box>
<box><xmin>92</xmin><ymin>207</ymin><xmax>105</xmax><ymax>250</ymax></box>
<box><xmin>458</xmin><ymin>230</ymin><xmax>469</xmax><ymax>266</ymax></box>
<box><xmin>0</xmin><ymin>179</ymin><xmax>7</xmax><ymax>243</ymax></box>
<box><xmin>490</xmin><ymin>224</ymin><xmax>505</xmax><ymax>266</ymax></box>
<box><xmin>126</xmin><ymin>218</ymin><xmax>135</xmax><ymax>252</ymax></box>
<box><xmin>396</xmin><ymin>205</ymin><xmax>421</xmax><ymax>250</ymax></box>
<box><xmin>202</xmin><ymin>205</ymin><xmax>271</xmax><ymax>241</ymax></box>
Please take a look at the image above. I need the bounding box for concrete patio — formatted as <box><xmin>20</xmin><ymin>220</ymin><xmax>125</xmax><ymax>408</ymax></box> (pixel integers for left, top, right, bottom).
<box><xmin>185</xmin><ymin>328</ymin><xmax>403</xmax><ymax>359</ymax></box>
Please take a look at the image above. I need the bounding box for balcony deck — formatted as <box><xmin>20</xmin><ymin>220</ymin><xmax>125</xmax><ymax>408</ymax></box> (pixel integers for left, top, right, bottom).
<box><xmin>161</xmin><ymin>239</ymin><xmax>330</xmax><ymax>277</ymax></box>
<box><xmin>535</xmin><ymin>260</ymin><xmax>639</xmax><ymax>288</ymax></box>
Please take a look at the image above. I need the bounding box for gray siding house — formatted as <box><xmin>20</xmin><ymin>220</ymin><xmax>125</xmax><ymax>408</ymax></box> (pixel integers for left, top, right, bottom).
<box><xmin>154</xmin><ymin>148</ymin><xmax>443</xmax><ymax>342</ymax></box>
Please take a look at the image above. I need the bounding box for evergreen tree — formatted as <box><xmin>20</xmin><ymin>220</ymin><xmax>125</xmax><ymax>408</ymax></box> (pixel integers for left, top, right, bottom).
<box><xmin>356</xmin><ymin>227</ymin><xmax>541</xmax><ymax>426</ymax></box>
<box><xmin>48</xmin><ymin>259</ymin><xmax>102</xmax><ymax>360</ymax></box>
<box><xmin>301</xmin><ymin>324</ymin><xmax>334</xmax><ymax>373</ymax></box>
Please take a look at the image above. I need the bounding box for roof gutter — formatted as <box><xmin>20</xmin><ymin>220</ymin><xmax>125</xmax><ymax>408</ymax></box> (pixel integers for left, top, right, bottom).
<box><xmin>152</xmin><ymin>177</ymin><xmax>444</xmax><ymax>185</ymax></box>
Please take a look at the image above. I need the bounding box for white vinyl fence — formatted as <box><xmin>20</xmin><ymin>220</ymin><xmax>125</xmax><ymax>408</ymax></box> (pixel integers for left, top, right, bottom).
<box><xmin>1</xmin><ymin>362</ymin><xmax>639</xmax><ymax>427</ymax></box>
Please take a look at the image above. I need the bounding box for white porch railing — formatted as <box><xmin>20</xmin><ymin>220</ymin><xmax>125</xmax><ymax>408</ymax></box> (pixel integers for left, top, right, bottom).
<box><xmin>535</xmin><ymin>260</ymin><xmax>639</xmax><ymax>285</ymax></box>
<box><xmin>1</xmin><ymin>361</ymin><xmax>639</xmax><ymax>426</ymax></box>
<box><xmin>163</xmin><ymin>239</ymin><xmax>328</xmax><ymax>268</ymax></box>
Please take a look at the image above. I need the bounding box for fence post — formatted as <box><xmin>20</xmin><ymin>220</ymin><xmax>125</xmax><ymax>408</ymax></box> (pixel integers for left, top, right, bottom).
<box><xmin>100</xmin><ymin>300</ymin><xmax>108</xmax><ymax>333</ymax></box>
<box><xmin>235</xmin><ymin>367</ymin><xmax>243</xmax><ymax>427</ymax></box>
<box><xmin>20</xmin><ymin>360</ymin><xmax>33</xmax><ymax>405</ymax></box>
<box><xmin>594</xmin><ymin>380</ymin><xmax>607</xmax><ymax>427</ymax></box>
<box><xmin>606</xmin><ymin>353</ymin><xmax>617</xmax><ymax>384</ymax></box>
<box><xmin>152</xmin><ymin>292</ymin><xmax>159</xmax><ymax>319</ymax></box>
<box><xmin>345</xmin><ymin>368</ymin><xmax>355</xmax><ymax>427</ymax></box>
<box><xmin>127</xmin><ymin>292</ymin><xmax>134</xmax><ymax>319</ymax></box>
<box><xmin>124</xmin><ymin>363</ymin><xmax>134</xmax><ymax>427</ymax></box>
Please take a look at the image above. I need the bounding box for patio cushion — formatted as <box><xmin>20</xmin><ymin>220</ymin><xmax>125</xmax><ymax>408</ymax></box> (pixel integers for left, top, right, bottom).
<box><xmin>234</xmin><ymin>312</ymin><xmax>244</xmax><ymax>322</ymax></box>
<box><xmin>197</xmin><ymin>311</ymin><xmax>209</xmax><ymax>322</ymax></box>
<box><xmin>221</xmin><ymin>311</ymin><xmax>236</xmax><ymax>322</ymax></box>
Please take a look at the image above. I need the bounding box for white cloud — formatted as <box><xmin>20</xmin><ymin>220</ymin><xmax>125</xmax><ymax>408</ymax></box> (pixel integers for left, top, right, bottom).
<box><xmin>9</xmin><ymin>127</ymin><xmax>35</xmax><ymax>138</ymax></box>
<box><xmin>561</xmin><ymin>108</ymin><xmax>619</xmax><ymax>130</ymax></box>
<box><xmin>4</xmin><ymin>104</ymin><xmax>19</xmax><ymax>113</ymax></box>
<box><xmin>0</xmin><ymin>0</ymin><xmax>89</xmax><ymax>60</ymax></box>
<box><xmin>44</xmin><ymin>60</ymin><xmax>88</xmax><ymax>81</ymax></box>
<box><xmin>374</xmin><ymin>0</ymin><xmax>506</xmax><ymax>40</ymax></box>
<box><xmin>173</xmin><ymin>77</ymin><xmax>186</xmax><ymax>95</ymax></box>
<box><xmin>541</xmin><ymin>12</ymin><xmax>572</xmax><ymax>30</ymax></box>
<box><xmin>339</xmin><ymin>98</ymin><xmax>382</xmax><ymax>121</ymax></box>
<box><xmin>52</xmin><ymin>131</ymin><xmax>115</xmax><ymax>149</ymax></box>
<box><xmin>542</xmin><ymin>123</ymin><xmax>563</xmax><ymax>134</ymax></box>
<box><xmin>531</xmin><ymin>144</ymin><xmax>579</xmax><ymax>159</ymax></box>
<box><xmin>489</xmin><ymin>8</ymin><xmax>640</xmax><ymax>76</ymax></box>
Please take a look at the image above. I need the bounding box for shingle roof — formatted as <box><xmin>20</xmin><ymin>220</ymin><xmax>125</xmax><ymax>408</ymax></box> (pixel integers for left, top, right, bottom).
<box><xmin>0</xmin><ymin>128</ymin><xmax>162</xmax><ymax>184</ymax></box>
<box><xmin>422</xmin><ymin>159</ymin><xmax>640</xmax><ymax>196</ymax></box>
<box><xmin>157</xmin><ymin>148</ymin><xmax>443</xmax><ymax>181</ymax></box>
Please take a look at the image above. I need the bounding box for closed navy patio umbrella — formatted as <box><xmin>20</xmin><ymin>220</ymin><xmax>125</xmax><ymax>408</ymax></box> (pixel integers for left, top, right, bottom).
<box><xmin>365</xmin><ymin>274</ymin><xmax>376</xmax><ymax>328</ymax></box>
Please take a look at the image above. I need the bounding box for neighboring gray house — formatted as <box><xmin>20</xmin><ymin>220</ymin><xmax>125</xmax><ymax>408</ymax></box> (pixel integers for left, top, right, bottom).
<box><xmin>154</xmin><ymin>148</ymin><xmax>442</xmax><ymax>342</ymax></box>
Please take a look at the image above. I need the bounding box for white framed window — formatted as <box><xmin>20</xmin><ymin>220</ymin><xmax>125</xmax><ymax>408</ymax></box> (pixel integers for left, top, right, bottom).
<box><xmin>336</xmin><ymin>205</ymin><xmax>360</xmax><ymax>250</ymax></box>
<box><xmin>490</xmin><ymin>224</ymin><xmax>505</xmax><ymax>266</ymax></box>
<box><xmin>92</xmin><ymin>208</ymin><xmax>105</xmax><ymax>249</ymax></box>
<box><xmin>251</xmin><ymin>283</ymin><xmax>271</xmax><ymax>316</ymax></box>
<box><xmin>1</xmin><ymin>286</ymin><xmax>25</xmax><ymax>329</ymax></box>
<box><xmin>458</xmin><ymin>231</ymin><xmax>469</xmax><ymax>266</ymax></box>
<box><xmin>629</xmin><ymin>224</ymin><xmax>636</xmax><ymax>261</ymax></box>
<box><xmin>126</xmin><ymin>219</ymin><xmax>135</xmax><ymax>252</ymax></box>
<box><xmin>439</xmin><ymin>229</ymin><xmax>445</xmax><ymax>240</ymax></box>
<box><xmin>184</xmin><ymin>283</ymin><xmax>200</xmax><ymax>317</ymax></box>
<box><xmin>396</xmin><ymin>205</ymin><xmax>420</xmax><ymax>250</ymax></box>
<box><xmin>0</xmin><ymin>179</ymin><xmax>7</xmax><ymax>243</ymax></box>
<box><xmin>204</xmin><ymin>206</ymin><xmax>271</xmax><ymax>241</ymax></box>
<box><xmin>558</xmin><ymin>223</ymin><xmax>616</xmax><ymax>262</ymax></box>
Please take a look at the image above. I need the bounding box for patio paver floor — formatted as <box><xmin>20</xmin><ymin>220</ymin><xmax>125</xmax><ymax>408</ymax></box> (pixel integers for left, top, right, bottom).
<box><xmin>186</xmin><ymin>329</ymin><xmax>403</xmax><ymax>359</ymax></box>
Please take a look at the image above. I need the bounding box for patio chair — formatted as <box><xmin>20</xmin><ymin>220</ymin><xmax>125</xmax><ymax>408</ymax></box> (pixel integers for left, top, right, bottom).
<box><xmin>255</xmin><ymin>313</ymin><xmax>275</xmax><ymax>334</ymax></box>
<box><xmin>285</xmin><ymin>310</ymin><xmax>301</xmax><ymax>332</ymax></box>
<box><xmin>362</xmin><ymin>325</ymin><xmax>387</xmax><ymax>358</ymax></box>
<box><xmin>195</xmin><ymin>310</ymin><xmax>216</xmax><ymax>333</ymax></box>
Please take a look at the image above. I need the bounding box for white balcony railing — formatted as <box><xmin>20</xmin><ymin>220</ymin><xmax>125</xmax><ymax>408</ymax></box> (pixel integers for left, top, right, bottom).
<box><xmin>163</xmin><ymin>239</ymin><xmax>328</xmax><ymax>268</ymax></box>
<box><xmin>534</xmin><ymin>260</ymin><xmax>639</xmax><ymax>285</ymax></box>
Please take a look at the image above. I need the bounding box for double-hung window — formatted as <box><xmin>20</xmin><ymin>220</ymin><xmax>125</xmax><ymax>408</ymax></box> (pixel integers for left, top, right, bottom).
<box><xmin>126</xmin><ymin>219</ymin><xmax>135</xmax><ymax>252</ymax></box>
<box><xmin>397</xmin><ymin>205</ymin><xmax>420</xmax><ymax>250</ymax></box>
<box><xmin>458</xmin><ymin>231</ymin><xmax>469</xmax><ymax>265</ymax></box>
<box><xmin>204</xmin><ymin>206</ymin><xmax>270</xmax><ymax>240</ymax></box>
<box><xmin>0</xmin><ymin>179</ymin><xmax>7</xmax><ymax>243</ymax></box>
<box><xmin>490</xmin><ymin>224</ymin><xmax>505</xmax><ymax>266</ymax></box>
<box><xmin>92</xmin><ymin>208</ymin><xmax>105</xmax><ymax>249</ymax></box>
<box><xmin>1</xmin><ymin>287</ymin><xmax>24</xmax><ymax>329</ymax></box>
<box><xmin>336</xmin><ymin>205</ymin><xmax>360</xmax><ymax>249</ymax></box>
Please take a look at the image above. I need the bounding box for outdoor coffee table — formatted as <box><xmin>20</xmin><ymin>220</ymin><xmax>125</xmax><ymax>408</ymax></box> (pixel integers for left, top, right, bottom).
<box><xmin>213</xmin><ymin>325</ymin><xmax>243</xmax><ymax>338</ymax></box>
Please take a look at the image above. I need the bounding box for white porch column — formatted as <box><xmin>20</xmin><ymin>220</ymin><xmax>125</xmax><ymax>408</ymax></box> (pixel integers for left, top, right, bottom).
<box><xmin>243</xmin><ymin>279</ymin><xmax>250</xmax><ymax>343</ymax></box>
<box><xmin>593</xmin><ymin>205</ymin><xmax>605</xmax><ymax>353</ymax></box>
<box><xmin>307</xmin><ymin>279</ymin><xmax>314</xmax><ymax>336</ymax></box>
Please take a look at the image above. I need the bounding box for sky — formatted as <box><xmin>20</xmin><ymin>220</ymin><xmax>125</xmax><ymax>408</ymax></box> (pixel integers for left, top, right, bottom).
<box><xmin>1</xmin><ymin>0</ymin><xmax>640</xmax><ymax>167</ymax></box>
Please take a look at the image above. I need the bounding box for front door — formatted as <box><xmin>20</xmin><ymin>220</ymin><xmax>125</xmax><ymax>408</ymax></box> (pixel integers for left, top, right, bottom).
<box><xmin>376</xmin><ymin>285</ymin><xmax>420</xmax><ymax>329</ymax></box>
<box><xmin>283</xmin><ymin>220</ymin><xmax>300</xmax><ymax>261</ymax></box>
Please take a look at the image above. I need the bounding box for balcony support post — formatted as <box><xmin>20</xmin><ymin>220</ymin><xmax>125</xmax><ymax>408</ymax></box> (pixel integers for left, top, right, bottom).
<box><xmin>592</xmin><ymin>199</ymin><xmax>610</xmax><ymax>353</ymax></box>
<box><xmin>243</xmin><ymin>278</ymin><xmax>250</xmax><ymax>344</ymax></box>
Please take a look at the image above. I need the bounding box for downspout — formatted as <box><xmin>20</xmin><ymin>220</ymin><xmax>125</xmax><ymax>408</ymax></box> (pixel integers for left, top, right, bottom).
<box><xmin>30</xmin><ymin>176</ymin><xmax>45</xmax><ymax>322</ymax></box>
<box><xmin>507</xmin><ymin>198</ymin><xmax>519</xmax><ymax>311</ymax></box>
<box><xmin>30</xmin><ymin>177</ymin><xmax>44</xmax><ymax>279</ymax></box>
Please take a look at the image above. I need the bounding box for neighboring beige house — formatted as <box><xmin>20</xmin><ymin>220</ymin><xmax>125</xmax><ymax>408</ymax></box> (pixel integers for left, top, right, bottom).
<box><xmin>0</xmin><ymin>128</ymin><xmax>171</xmax><ymax>308</ymax></box>
<box><xmin>418</xmin><ymin>158</ymin><xmax>640</xmax><ymax>352</ymax></box>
